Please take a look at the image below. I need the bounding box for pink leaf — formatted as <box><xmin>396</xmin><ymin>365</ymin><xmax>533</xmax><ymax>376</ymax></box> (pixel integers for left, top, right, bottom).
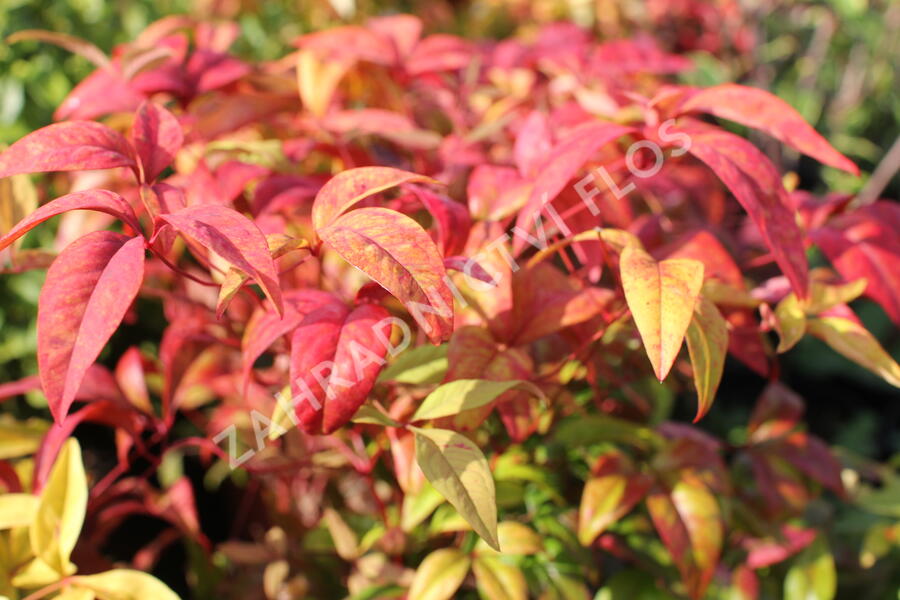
<box><xmin>38</xmin><ymin>232</ymin><xmax>145</xmax><ymax>423</ymax></box>
<box><xmin>131</xmin><ymin>101</ymin><xmax>183</xmax><ymax>183</ymax></box>
<box><xmin>158</xmin><ymin>204</ymin><xmax>283</xmax><ymax>315</ymax></box>
<box><xmin>0</xmin><ymin>189</ymin><xmax>142</xmax><ymax>252</ymax></box>
<box><xmin>0</xmin><ymin>121</ymin><xmax>136</xmax><ymax>179</ymax></box>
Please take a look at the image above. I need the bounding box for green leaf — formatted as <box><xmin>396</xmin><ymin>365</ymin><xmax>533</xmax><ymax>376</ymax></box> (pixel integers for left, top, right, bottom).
<box><xmin>407</xmin><ymin>548</ymin><xmax>471</xmax><ymax>600</ymax></box>
<box><xmin>401</xmin><ymin>482</ymin><xmax>446</xmax><ymax>532</ymax></box>
<box><xmin>784</xmin><ymin>538</ymin><xmax>836</xmax><ymax>600</ymax></box>
<box><xmin>411</xmin><ymin>426</ymin><xmax>500</xmax><ymax>550</ymax></box>
<box><xmin>552</xmin><ymin>415</ymin><xmax>662</xmax><ymax>450</ymax></box>
<box><xmin>73</xmin><ymin>569</ymin><xmax>182</xmax><ymax>600</ymax></box>
<box><xmin>30</xmin><ymin>437</ymin><xmax>87</xmax><ymax>575</ymax></box>
<box><xmin>352</xmin><ymin>404</ymin><xmax>401</xmax><ymax>427</ymax></box>
<box><xmin>413</xmin><ymin>379</ymin><xmax>542</xmax><ymax>422</ymax></box>
<box><xmin>685</xmin><ymin>297</ymin><xmax>729</xmax><ymax>421</ymax></box>
<box><xmin>379</xmin><ymin>344</ymin><xmax>449</xmax><ymax>384</ymax></box>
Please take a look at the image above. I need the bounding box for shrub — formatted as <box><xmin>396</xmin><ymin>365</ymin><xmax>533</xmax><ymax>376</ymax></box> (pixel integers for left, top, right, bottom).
<box><xmin>0</xmin><ymin>12</ymin><xmax>898</xmax><ymax>600</ymax></box>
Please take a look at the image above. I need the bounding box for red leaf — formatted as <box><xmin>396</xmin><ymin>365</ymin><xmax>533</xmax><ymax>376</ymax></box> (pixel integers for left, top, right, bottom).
<box><xmin>406</xmin><ymin>185</ymin><xmax>471</xmax><ymax>256</ymax></box>
<box><xmin>312</xmin><ymin>166</ymin><xmax>437</xmax><ymax>232</ymax></box>
<box><xmin>158</xmin><ymin>204</ymin><xmax>283</xmax><ymax>315</ymax></box>
<box><xmin>55</xmin><ymin>67</ymin><xmax>146</xmax><ymax>121</ymax></box>
<box><xmin>676</xmin><ymin>84</ymin><xmax>859</xmax><ymax>175</ymax></box>
<box><xmin>513</xmin><ymin>122</ymin><xmax>633</xmax><ymax>254</ymax></box>
<box><xmin>676</xmin><ymin>122</ymin><xmax>809</xmax><ymax>297</ymax></box>
<box><xmin>811</xmin><ymin>203</ymin><xmax>900</xmax><ymax>325</ymax></box>
<box><xmin>0</xmin><ymin>121</ymin><xmax>136</xmax><ymax>179</ymax></box>
<box><xmin>240</xmin><ymin>289</ymin><xmax>336</xmax><ymax>390</ymax></box>
<box><xmin>38</xmin><ymin>232</ymin><xmax>145</xmax><ymax>423</ymax></box>
<box><xmin>291</xmin><ymin>302</ymin><xmax>392</xmax><ymax>434</ymax></box>
<box><xmin>131</xmin><ymin>101</ymin><xmax>183</xmax><ymax>183</ymax></box>
<box><xmin>0</xmin><ymin>189</ymin><xmax>142</xmax><ymax>252</ymax></box>
<box><xmin>318</xmin><ymin>207</ymin><xmax>454</xmax><ymax>344</ymax></box>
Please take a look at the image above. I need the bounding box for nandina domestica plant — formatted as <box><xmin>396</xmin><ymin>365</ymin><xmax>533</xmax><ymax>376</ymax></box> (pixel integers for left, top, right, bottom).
<box><xmin>0</xmin><ymin>12</ymin><xmax>898</xmax><ymax>600</ymax></box>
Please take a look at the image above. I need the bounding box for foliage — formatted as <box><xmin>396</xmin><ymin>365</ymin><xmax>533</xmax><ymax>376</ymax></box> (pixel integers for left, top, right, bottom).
<box><xmin>0</xmin><ymin>6</ymin><xmax>899</xmax><ymax>600</ymax></box>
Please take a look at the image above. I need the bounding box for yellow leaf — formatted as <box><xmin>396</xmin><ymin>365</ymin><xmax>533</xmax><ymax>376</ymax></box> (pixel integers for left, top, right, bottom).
<box><xmin>55</xmin><ymin>587</ymin><xmax>95</xmax><ymax>600</ymax></box>
<box><xmin>0</xmin><ymin>172</ymin><xmax>38</xmax><ymax>248</ymax></box>
<box><xmin>0</xmin><ymin>494</ymin><xmax>39</xmax><ymax>529</ymax></box>
<box><xmin>472</xmin><ymin>555</ymin><xmax>527</xmax><ymax>600</ymax></box>
<box><xmin>685</xmin><ymin>297</ymin><xmax>729</xmax><ymax>421</ymax></box>
<box><xmin>774</xmin><ymin>293</ymin><xmax>807</xmax><ymax>353</ymax></box>
<box><xmin>30</xmin><ymin>438</ymin><xmax>87</xmax><ymax>575</ymax></box>
<box><xmin>477</xmin><ymin>521</ymin><xmax>542</xmax><ymax>555</ymax></box>
<box><xmin>407</xmin><ymin>548</ymin><xmax>471</xmax><ymax>600</ymax></box>
<box><xmin>412</xmin><ymin>427</ymin><xmax>500</xmax><ymax>550</ymax></box>
<box><xmin>296</xmin><ymin>50</ymin><xmax>351</xmax><ymax>118</ymax></box>
<box><xmin>0</xmin><ymin>416</ymin><xmax>50</xmax><ymax>460</ymax></box>
<box><xmin>805</xmin><ymin>277</ymin><xmax>867</xmax><ymax>315</ymax></box>
<box><xmin>11</xmin><ymin>556</ymin><xmax>59</xmax><ymax>589</ymax></box>
<box><xmin>73</xmin><ymin>569</ymin><xmax>181</xmax><ymax>600</ymax></box>
<box><xmin>620</xmin><ymin>245</ymin><xmax>705</xmax><ymax>381</ymax></box>
<box><xmin>808</xmin><ymin>316</ymin><xmax>900</xmax><ymax>387</ymax></box>
<box><xmin>577</xmin><ymin>475</ymin><xmax>627</xmax><ymax>546</ymax></box>
<box><xmin>412</xmin><ymin>379</ymin><xmax>543</xmax><ymax>422</ymax></box>
<box><xmin>323</xmin><ymin>507</ymin><xmax>359</xmax><ymax>560</ymax></box>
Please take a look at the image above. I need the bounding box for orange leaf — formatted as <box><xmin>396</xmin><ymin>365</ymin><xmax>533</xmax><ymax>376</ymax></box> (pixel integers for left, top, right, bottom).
<box><xmin>620</xmin><ymin>245</ymin><xmax>704</xmax><ymax>381</ymax></box>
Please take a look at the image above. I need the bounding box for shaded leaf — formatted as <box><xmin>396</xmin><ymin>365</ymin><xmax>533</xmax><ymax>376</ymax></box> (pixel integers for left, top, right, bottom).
<box><xmin>131</xmin><ymin>101</ymin><xmax>183</xmax><ymax>183</ymax></box>
<box><xmin>685</xmin><ymin>297</ymin><xmax>729</xmax><ymax>421</ymax></box>
<box><xmin>158</xmin><ymin>204</ymin><xmax>283</xmax><ymax>315</ymax></box>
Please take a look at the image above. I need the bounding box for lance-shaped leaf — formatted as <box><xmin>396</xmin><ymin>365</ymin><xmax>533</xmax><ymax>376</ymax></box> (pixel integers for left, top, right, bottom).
<box><xmin>291</xmin><ymin>301</ymin><xmax>393</xmax><ymax>434</ymax></box>
<box><xmin>677</xmin><ymin>123</ymin><xmax>809</xmax><ymax>297</ymax></box>
<box><xmin>407</xmin><ymin>548</ymin><xmax>471</xmax><ymax>600</ymax></box>
<box><xmin>412</xmin><ymin>379</ymin><xmax>543</xmax><ymax>421</ymax></box>
<box><xmin>72</xmin><ymin>569</ymin><xmax>181</xmax><ymax>600</ymax></box>
<box><xmin>620</xmin><ymin>244</ymin><xmax>704</xmax><ymax>381</ymax></box>
<box><xmin>131</xmin><ymin>100</ymin><xmax>183</xmax><ymax>182</ymax></box>
<box><xmin>311</xmin><ymin>166</ymin><xmax>437</xmax><ymax>231</ymax></box>
<box><xmin>472</xmin><ymin>556</ymin><xmax>527</xmax><ymax>600</ymax></box>
<box><xmin>38</xmin><ymin>232</ymin><xmax>145</xmax><ymax>423</ymax></box>
<box><xmin>783</xmin><ymin>538</ymin><xmax>837</xmax><ymax>600</ymax></box>
<box><xmin>378</xmin><ymin>343</ymin><xmax>448</xmax><ymax>385</ymax></box>
<box><xmin>807</xmin><ymin>313</ymin><xmax>900</xmax><ymax>387</ymax></box>
<box><xmin>578</xmin><ymin>454</ymin><xmax>651</xmax><ymax>546</ymax></box>
<box><xmin>0</xmin><ymin>189</ymin><xmax>142</xmax><ymax>252</ymax></box>
<box><xmin>811</xmin><ymin>209</ymin><xmax>900</xmax><ymax>325</ymax></box>
<box><xmin>158</xmin><ymin>204</ymin><xmax>283</xmax><ymax>315</ymax></box>
<box><xmin>0</xmin><ymin>121</ymin><xmax>136</xmax><ymax>179</ymax></box>
<box><xmin>773</xmin><ymin>293</ymin><xmax>807</xmax><ymax>353</ymax></box>
<box><xmin>685</xmin><ymin>297</ymin><xmax>729</xmax><ymax>421</ymax></box>
<box><xmin>30</xmin><ymin>438</ymin><xmax>87</xmax><ymax>575</ymax></box>
<box><xmin>512</xmin><ymin>122</ymin><xmax>633</xmax><ymax>254</ymax></box>
<box><xmin>647</xmin><ymin>474</ymin><xmax>723</xmax><ymax>600</ymax></box>
<box><xmin>318</xmin><ymin>207</ymin><xmax>454</xmax><ymax>343</ymax></box>
<box><xmin>240</xmin><ymin>289</ymin><xmax>335</xmax><ymax>391</ymax></box>
<box><xmin>411</xmin><ymin>426</ymin><xmax>500</xmax><ymax>550</ymax></box>
<box><xmin>676</xmin><ymin>84</ymin><xmax>858</xmax><ymax>175</ymax></box>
